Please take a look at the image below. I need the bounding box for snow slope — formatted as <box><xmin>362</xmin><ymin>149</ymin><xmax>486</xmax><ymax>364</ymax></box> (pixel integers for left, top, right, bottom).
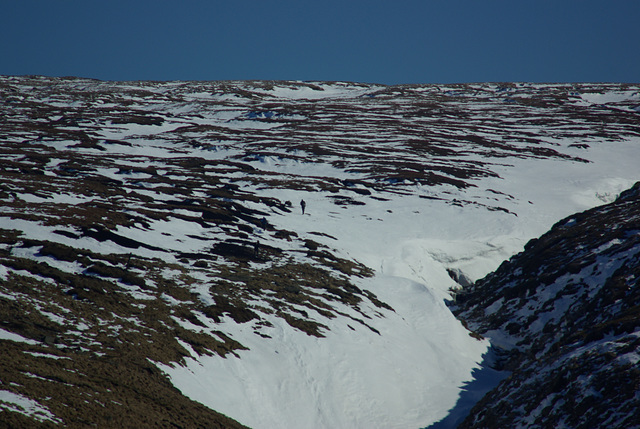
<box><xmin>1</xmin><ymin>77</ymin><xmax>639</xmax><ymax>428</ymax></box>
<box><xmin>157</xmin><ymin>138</ymin><xmax>640</xmax><ymax>429</ymax></box>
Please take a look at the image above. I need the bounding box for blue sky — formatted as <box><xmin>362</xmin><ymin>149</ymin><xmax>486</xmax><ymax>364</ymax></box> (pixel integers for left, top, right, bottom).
<box><xmin>2</xmin><ymin>1</ymin><xmax>638</xmax><ymax>84</ymax></box>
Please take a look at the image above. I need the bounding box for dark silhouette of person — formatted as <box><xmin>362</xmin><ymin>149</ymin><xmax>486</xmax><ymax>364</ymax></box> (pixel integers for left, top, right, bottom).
<box><xmin>260</xmin><ymin>217</ymin><xmax>268</xmax><ymax>229</ymax></box>
<box><xmin>254</xmin><ymin>240</ymin><xmax>260</xmax><ymax>257</ymax></box>
<box><xmin>300</xmin><ymin>199</ymin><xmax>306</xmax><ymax>215</ymax></box>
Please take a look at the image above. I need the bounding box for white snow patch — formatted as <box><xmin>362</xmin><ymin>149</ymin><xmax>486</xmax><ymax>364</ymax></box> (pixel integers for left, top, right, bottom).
<box><xmin>0</xmin><ymin>328</ymin><xmax>38</xmax><ymax>345</ymax></box>
<box><xmin>22</xmin><ymin>351</ymin><xmax>70</xmax><ymax>360</ymax></box>
<box><xmin>580</xmin><ymin>91</ymin><xmax>640</xmax><ymax>105</ymax></box>
<box><xmin>255</xmin><ymin>82</ymin><xmax>383</xmax><ymax>100</ymax></box>
<box><xmin>0</xmin><ymin>390</ymin><xmax>61</xmax><ymax>423</ymax></box>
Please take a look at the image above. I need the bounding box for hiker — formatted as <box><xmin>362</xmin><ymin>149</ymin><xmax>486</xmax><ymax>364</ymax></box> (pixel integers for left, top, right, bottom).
<box><xmin>254</xmin><ymin>240</ymin><xmax>260</xmax><ymax>257</ymax></box>
<box><xmin>300</xmin><ymin>199</ymin><xmax>306</xmax><ymax>215</ymax></box>
<box><xmin>260</xmin><ymin>217</ymin><xmax>268</xmax><ymax>229</ymax></box>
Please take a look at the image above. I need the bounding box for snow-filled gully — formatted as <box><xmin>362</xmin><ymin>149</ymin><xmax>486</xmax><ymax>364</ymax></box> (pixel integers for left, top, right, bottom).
<box><xmin>157</xmin><ymin>147</ymin><xmax>640</xmax><ymax>429</ymax></box>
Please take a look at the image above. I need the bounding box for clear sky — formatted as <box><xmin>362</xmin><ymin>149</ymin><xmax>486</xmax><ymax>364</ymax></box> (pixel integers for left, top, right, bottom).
<box><xmin>2</xmin><ymin>0</ymin><xmax>638</xmax><ymax>85</ymax></box>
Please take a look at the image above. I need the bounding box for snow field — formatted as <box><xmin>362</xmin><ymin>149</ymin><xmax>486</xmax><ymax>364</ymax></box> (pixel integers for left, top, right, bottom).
<box><xmin>158</xmin><ymin>273</ymin><xmax>489</xmax><ymax>429</ymax></box>
<box><xmin>158</xmin><ymin>130</ymin><xmax>640</xmax><ymax>428</ymax></box>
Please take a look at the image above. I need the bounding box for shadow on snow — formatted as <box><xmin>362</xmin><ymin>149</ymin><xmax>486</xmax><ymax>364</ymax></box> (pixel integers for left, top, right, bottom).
<box><xmin>424</xmin><ymin>347</ymin><xmax>509</xmax><ymax>429</ymax></box>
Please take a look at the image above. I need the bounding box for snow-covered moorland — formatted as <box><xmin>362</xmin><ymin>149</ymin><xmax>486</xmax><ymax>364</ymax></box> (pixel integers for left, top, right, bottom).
<box><xmin>0</xmin><ymin>76</ymin><xmax>639</xmax><ymax>428</ymax></box>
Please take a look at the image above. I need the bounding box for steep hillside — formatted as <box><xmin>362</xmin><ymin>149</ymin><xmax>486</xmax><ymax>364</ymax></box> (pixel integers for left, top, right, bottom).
<box><xmin>0</xmin><ymin>76</ymin><xmax>639</xmax><ymax>427</ymax></box>
<box><xmin>453</xmin><ymin>183</ymin><xmax>640</xmax><ymax>428</ymax></box>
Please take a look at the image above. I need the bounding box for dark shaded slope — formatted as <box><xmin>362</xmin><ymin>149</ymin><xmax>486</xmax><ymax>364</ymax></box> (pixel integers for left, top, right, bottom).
<box><xmin>453</xmin><ymin>183</ymin><xmax>640</xmax><ymax>428</ymax></box>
